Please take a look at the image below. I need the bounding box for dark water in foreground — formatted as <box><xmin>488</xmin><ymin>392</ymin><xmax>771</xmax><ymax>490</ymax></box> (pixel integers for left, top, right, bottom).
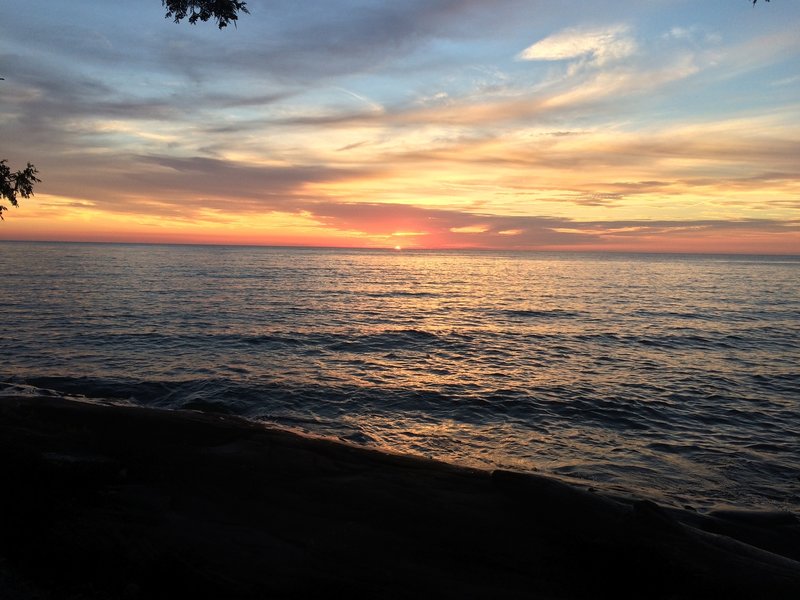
<box><xmin>2</xmin><ymin>242</ymin><xmax>799</xmax><ymax>511</ymax></box>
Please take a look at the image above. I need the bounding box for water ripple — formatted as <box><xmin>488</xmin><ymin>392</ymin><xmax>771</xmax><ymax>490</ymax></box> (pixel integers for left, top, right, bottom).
<box><xmin>2</xmin><ymin>243</ymin><xmax>799</xmax><ymax>511</ymax></box>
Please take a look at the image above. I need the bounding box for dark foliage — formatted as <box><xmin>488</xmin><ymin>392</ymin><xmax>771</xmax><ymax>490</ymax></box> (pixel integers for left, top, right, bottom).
<box><xmin>162</xmin><ymin>0</ymin><xmax>249</xmax><ymax>29</ymax></box>
<box><xmin>0</xmin><ymin>160</ymin><xmax>40</xmax><ymax>220</ymax></box>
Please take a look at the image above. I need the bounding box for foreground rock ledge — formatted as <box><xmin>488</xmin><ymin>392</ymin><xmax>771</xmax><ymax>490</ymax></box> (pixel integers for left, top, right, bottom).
<box><xmin>1</xmin><ymin>396</ymin><xmax>798</xmax><ymax>599</ymax></box>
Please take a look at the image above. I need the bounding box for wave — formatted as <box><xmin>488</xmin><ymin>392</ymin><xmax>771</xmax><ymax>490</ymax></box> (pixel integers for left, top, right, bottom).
<box><xmin>5</xmin><ymin>369</ymin><xmax>799</xmax><ymax>512</ymax></box>
<box><xmin>498</xmin><ymin>309</ymin><xmax>583</xmax><ymax>319</ymax></box>
<box><xmin>4</xmin><ymin>243</ymin><xmax>800</xmax><ymax>512</ymax></box>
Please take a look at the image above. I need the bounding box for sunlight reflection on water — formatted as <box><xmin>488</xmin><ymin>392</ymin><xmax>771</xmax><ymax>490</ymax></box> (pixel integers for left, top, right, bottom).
<box><xmin>2</xmin><ymin>242</ymin><xmax>799</xmax><ymax>510</ymax></box>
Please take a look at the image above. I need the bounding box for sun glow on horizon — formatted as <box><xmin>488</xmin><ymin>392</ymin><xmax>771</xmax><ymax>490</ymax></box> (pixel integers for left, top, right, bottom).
<box><xmin>1</xmin><ymin>2</ymin><xmax>798</xmax><ymax>254</ymax></box>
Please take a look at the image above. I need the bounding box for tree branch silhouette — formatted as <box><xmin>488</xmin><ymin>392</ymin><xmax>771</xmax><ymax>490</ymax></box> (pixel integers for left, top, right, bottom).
<box><xmin>162</xmin><ymin>0</ymin><xmax>249</xmax><ymax>29</ymax></box>
<box><xmin>0</xmin><ymin>161</ymin><xmax>41</xmax><ymax>220</ymax></box>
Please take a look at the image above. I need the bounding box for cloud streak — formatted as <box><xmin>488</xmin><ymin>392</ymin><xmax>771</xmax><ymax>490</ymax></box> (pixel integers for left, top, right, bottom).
<box><xmin>518</xmin><ymin>24</ymin><xmax>637</xmax><ymax>69</ymax></box>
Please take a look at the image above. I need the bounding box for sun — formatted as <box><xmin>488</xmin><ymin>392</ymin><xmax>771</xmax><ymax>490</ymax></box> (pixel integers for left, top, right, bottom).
<box><xmin>394</xmin><ymin>245</ymin><xmax>402</xmax><ymax>251</ymax></box>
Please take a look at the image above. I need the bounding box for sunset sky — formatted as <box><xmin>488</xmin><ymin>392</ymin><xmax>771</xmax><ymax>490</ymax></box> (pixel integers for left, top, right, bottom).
<box><xmin>1</xmin><ymin>0</ymin><xmax>798</xmax><ymax>253</ymax></box>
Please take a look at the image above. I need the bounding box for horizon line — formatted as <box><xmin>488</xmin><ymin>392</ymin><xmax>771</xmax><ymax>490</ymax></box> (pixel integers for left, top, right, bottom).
<box><xmin>1</xmin><ymin>238</ymin><xmax>797</xmax><ymax>258</ymax></box>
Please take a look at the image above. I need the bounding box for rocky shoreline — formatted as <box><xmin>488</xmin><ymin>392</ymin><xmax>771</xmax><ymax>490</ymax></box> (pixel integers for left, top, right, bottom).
<box><xmin>1</xmin><ymin>395</ymin><xmax>798</xmax><ymax>599</ymax></box>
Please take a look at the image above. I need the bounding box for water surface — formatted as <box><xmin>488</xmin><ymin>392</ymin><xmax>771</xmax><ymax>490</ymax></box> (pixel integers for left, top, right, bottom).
<box><xmin>2</xmin><ymin>241</ymin><xmax>798</xmax><ymax>511</ymax></box>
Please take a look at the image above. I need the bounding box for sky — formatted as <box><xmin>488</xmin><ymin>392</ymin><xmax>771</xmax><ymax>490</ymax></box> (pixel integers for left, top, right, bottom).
<box><xmin>1</xmin><ymin>0</ymin><xmax>798</xmax><ymax>253</ymax></box>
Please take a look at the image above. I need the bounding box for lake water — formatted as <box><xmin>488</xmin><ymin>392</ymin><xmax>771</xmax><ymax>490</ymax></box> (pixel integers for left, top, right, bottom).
<box><xmin>2</xmin><ymin>241</ymin><xmax>798</xmax><ymax>511</ymax></box>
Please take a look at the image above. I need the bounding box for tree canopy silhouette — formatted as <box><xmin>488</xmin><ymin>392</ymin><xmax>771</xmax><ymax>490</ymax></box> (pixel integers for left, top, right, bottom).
<box><xmin>163</xmin><ymin>0</ymin><xmax>249</xmax><ymax>28</ymax></box>
<box><xmin>0</xmin><ymin>161</ymin><xmax>40</xmax><ymax>220</ymax></box>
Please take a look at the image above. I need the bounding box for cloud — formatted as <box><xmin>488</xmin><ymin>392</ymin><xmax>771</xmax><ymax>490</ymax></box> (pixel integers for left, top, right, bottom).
<box><xmin>772</xmin><ymin>75</ymin><xmax>800</xmax><ymax>87</ymax></box>
<box><xmin>663</xmin><ymin>26</ymin><xmax>693</xmax><ymax>41</ymax></box>
<box><xmin>139</xmin><ymin>0</ymin><xmax>520</xmax><ymax>84</ymax></box>
<box><xmin>2</xmin><ymin>1</ymin><xmax>799</xmax><ymax>254</ymax></box>
<box><xmin>295</xmin><ymin>201</ymin><xmax>799</xmax><ymax>251</ymax></box>
<box><xmin>301</xmin><ymin>201</ymin><xmax>594</xmax><ymax>247</ymax></box>
<box><xmin>518</xmin><ymin>24</ymin><xmax>636</xmax><ymax>68</ymax></box>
